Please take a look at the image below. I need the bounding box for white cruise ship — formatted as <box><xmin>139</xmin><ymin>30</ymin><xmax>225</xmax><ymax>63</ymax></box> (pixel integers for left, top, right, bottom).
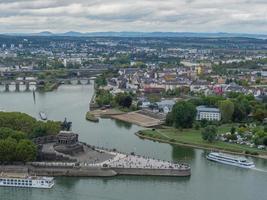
<box><xmin>0</xmin><ymin>173</ymin><xmax>54</xmax><ymax>189</ymax></box>
<box><xmin>207</xmin><ymin>152</ymin><xmax>255</xmax><ymax>169</ymax></box>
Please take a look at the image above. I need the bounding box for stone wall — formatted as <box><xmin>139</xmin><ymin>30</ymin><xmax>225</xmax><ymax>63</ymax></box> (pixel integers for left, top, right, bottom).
<box><xmin>28</xmin><ymin>166</ymin><xmax>117</xmax><ymax>177</ymax></box>
<box><xmin>33</xmin><ymin>135</ymin><xmax>57</xmax><ymax>145</ymax></box>
<box><xmin>112</xmin><ymin>168</ymin><xmax>191</xmax><ymax>177</ymax></box>
<box><xmin>37</xmin><ymin>152</ymin><xmax>77</xmax><ymax>162</ymax></box>
<box><xmin>0</xmin><ymin>165</ymin><xmax>28</xmax><ymax>174</ymax></box>
<box><xmin>54</xmin><ymin>144</ymin><xmax>84</xmax><ymax>155</ymax></box>
<box><xmin>0</xmin><ymin>165</ymin><xmax>190</xmax><ymax>177</ymax></box>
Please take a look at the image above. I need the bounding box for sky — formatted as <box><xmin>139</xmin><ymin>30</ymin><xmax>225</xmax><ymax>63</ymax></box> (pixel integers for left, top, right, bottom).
<box><xmin>0</xmin><ymin>0</ymin><xmax>266</xmax><ymax>34</ymax></box>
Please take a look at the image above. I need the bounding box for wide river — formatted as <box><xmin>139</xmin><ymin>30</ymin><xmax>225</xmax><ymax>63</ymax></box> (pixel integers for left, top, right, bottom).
<box><xmin>0</xmin><ymin>85</ymin><xmax>266</xmax><ymax>200</ymax></box>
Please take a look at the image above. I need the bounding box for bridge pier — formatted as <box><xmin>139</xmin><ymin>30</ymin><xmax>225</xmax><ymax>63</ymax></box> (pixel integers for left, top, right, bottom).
<box><xmin>77</xmin><ymin>79</ymin><xmax>82</xmax><ymax>85</ymax></box>
<box><xmin>15</xmin><ymin>82</ymin><xmax>20</xmax><ymax>92</ymax></box>
<box><xmin>5</xmin><ymin>84</ymin><xmax>9</xmax><ymax>92</ymax></box>
<box><xmin>87</xmin><ymin>79</ymin><xmax>91</xmax><ymax>85</ymax></box>
<box><xmin>25</xmin><ymin>82</ymin><xmax>30</xmax><ymax>91</ymax></box>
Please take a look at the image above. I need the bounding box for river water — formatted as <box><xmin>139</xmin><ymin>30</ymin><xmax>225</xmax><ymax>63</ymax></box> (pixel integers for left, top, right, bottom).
<box><xmin>0</xmin><ymin>85</ymin><xmax>266</xmax><ymax>200</ymax></box>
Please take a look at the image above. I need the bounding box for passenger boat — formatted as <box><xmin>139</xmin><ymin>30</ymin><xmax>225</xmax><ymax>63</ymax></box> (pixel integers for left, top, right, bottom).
<box><xmin>207</xmin><ymin>152</ymin><xmax>255</xmax><ymax>169</ymax></box>
<box><xmin>0</xmin><ymin>173</ymin><xmax>54</xmax><ymax>189</ymax></box>
<box><xmin>39</xmin><ymin>111</ymin><xmax>47</xmax><ymax>120</ymax></box>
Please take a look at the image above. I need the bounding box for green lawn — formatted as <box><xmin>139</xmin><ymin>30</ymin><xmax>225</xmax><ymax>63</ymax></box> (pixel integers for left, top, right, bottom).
<box><xmin>139</xmin><ymin>124</ymin><xmax>267</xmax><ymax>156</ymax></box>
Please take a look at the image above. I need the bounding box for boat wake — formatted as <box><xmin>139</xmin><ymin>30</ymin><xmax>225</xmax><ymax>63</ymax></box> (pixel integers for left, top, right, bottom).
<box><xmin>251</xmin><ymin>167</ymin><xmax>267</xmax><ymax>173</ymax></box>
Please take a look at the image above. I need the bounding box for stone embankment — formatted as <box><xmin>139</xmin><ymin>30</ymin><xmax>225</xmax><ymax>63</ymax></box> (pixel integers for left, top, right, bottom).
<box><xmin>0</xmin><ymin>147</ymin><xmax>190</xmax><ymax>177</ymax></box>
<box><xmin>19</xmin><ymin>145</ymin><xmax>190</xmax><ymax>177</ymax></box>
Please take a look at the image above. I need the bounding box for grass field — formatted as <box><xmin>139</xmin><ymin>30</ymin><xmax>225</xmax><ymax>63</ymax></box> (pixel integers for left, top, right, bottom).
<box><xmin>138</xmin><ymin>124</ymin><xmax>267</xmax><ymax>156</ymax></box>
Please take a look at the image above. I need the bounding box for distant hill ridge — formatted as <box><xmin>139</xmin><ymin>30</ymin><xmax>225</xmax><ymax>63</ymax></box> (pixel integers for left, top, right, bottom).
<box><xmin>3</xmin><ymin>31</ymin><xmax>267</xmax><ymax>39</ymax></box>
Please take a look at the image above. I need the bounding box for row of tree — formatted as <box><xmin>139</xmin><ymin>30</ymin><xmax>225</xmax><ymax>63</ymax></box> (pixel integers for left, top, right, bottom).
<box><xmin>95</xmin><ymin>90</ymin><xmax>134</xmax><ymax>109</ymax></box>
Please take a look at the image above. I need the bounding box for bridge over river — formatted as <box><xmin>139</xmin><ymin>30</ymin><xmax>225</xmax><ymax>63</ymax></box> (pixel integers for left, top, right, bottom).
<box><xmin>0</xmin><ymin>77</ymin><xmax>95</xmax><ymax>92</ymax></box>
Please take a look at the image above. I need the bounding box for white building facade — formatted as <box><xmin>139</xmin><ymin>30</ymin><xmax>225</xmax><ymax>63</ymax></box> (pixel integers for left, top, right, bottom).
<box><xmin>196</xmin><ymin>106</ymin><xmax>221</xmax><ymax>121</ymax></box>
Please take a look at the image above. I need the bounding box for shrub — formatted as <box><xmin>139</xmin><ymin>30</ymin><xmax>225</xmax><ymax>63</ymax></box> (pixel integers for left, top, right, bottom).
<box><xmin>201</xmin><ymin>125</ymin><xmax>218</xmax><ymax>143</ymax></box>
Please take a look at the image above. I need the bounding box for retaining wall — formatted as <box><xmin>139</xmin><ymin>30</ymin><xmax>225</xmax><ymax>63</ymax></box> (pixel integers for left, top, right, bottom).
<box><xmin>28</xmin><ymin>166</ymin><xmax>117</xmax><ymax>177</ymax></box>
<box><xmin>0</xmin><ymin>165</ymin><xmax>190</xmax><ymax>177</ymax></box>
<box><xmin>112</xmin><ymin>168</ymin><xmax>191</xmax><ymax>177</ymax></box>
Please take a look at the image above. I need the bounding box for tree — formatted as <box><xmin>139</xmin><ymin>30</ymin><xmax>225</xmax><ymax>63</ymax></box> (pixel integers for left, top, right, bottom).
<box><xmin>230</xmin><ymin>127</ymin><xmax>236</xmax><ymax>135</ymax></box>
<box><xmin>0</xmin><ymin>127</ymin><xmax>15</xmax><ymax>140</ymax></box>
<box><xmin>171</xmin><ymin>101</ymin><xmax>196</xmax><ymax>128</ymax></box>
<box><xmin>16</xmin><ymin>140</ymin><xmax>37</xmax><ymax>162</ymax></box>
<box><xmin>253</xmin><ymin>108</ymin><xmax>267</xmax><ymax>122</ymax></box>
<box><xmin>0</xmin><ymin>127</ymin><xmax>26</xmax><ymax>141</ymax></box>
<box><xmin>95</xmin><ymin>90</ymin><xmax>113</xmax><ymax>106</ymax></box>
<box><xmin>115</xmin><ymin>93</ymin><xmax>133</xmax><ymax>108</ymax></box>
<box><xmin>165</xmin><ymin>112</ymin><xmax>174</xmax><ymax>126</ymax></box>
<box><xmin>0</xmin><ymin>138</ymin><xmax>17</xmax><ymax>162</ymax></box>
<box><xmin>263</xmin><ymin>137</ymin><xmax>267</xmax><ymax>146</ymax></box>
<box><xmin>202</xmin><ymin>125</ymin><xmax>218</xmax><ymax>143</ymax></box>
<box><xmin>232</xmin><ymin>96</ymin><xmax>251</xmax><ymax>122</ymax></box>
<box><xmin>202</xmin><ymin>96</ymin><xmax>225</xmax><ymax>107</ymax></box>
<box><xmin>95</xmin><ymin>74</ymin><xmax>107</xmax><ymax>86</ymax></box>
<box><xmin>219</xmin><ymin>100</ymin><xmax>234</xmax><ymax>122</ymax></box>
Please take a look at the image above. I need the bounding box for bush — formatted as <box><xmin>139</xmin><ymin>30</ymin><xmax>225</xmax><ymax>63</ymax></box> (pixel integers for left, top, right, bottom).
<box><xmin>226</xmin><ymin>134</ymin><xmax>238</xmax><ymax>141</ymax></box>
<box><xmin>200</xmin><ymin>119</ymin><xmax>208</xmax><ymax>128</ymax></box>
<box><xmin>202</xmin><ymin>125</ymin><xmax>218</xmax><ymax>143</ymax></box>
<box><xmin>194</xmin><ymin>122</ymin><xmax>201</xmax><ymax>130</ymax></box>
<box><xmin>230</xmin><ymin>127</ymin><xmax>236</xmax><ymax>135</ymax></box>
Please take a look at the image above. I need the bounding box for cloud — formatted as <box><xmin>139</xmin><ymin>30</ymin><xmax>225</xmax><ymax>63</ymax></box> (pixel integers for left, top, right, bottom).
<box><xmin>0</xmin><ymin>0</ymin><xmax>266</xmax><ymax>33</ymax></box>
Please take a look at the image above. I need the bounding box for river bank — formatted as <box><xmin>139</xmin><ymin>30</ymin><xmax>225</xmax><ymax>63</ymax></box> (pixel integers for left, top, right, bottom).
<box><xmin>136</xmin><ymin>129</ymin><xmax>267</xmax><ymax>159</ymax></box>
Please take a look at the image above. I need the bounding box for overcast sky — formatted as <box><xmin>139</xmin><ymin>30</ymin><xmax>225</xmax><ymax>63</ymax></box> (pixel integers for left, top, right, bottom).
<box><xmin>0</xmin><ymin>0</ymin><xmax>266</xmax><ymax>33</ymax></box>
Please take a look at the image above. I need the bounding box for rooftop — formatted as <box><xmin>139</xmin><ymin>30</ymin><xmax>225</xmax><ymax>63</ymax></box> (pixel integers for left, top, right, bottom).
<box><xmin>196</xmin><ymin>105</ymin><xmax>220</xmax><ymax>112</ymax></box>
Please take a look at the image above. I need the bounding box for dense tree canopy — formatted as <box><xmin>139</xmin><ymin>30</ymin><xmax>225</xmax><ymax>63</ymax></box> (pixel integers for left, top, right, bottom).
<box><xmin>0</xmin><ymin>127</ymin><xmax>26</xmax><ymax>141</ymax></box>
<box><xmin>114</xmin><ymin>93</ymin><xmax>133</xmax><ymax>108</ymax></box>
<box><xmin>171</xmin><ymin>101</ymin><xmax>197</xmax><ymax>128</ymax></box>
<box><xmin>0</xmin><ymin>137</ymin><xmax>17</xmax><ymax>162</ymax></box>
<box><xmin>0</xmin><ymin>112</ymin><xmax>59</xmax><ymax>163</ymax></box>
<box><xmin>0</xmin><ymin>131</ymin><xmax>37</xmax><ymax>163</ymax></box>
<box><xmin>15</xmin><ymin>140</ymin><xmax>37</xmax><ymax>162</ymax></box>
<box><xmin>0</xmin><ymin>112</ymin><xmax>61</xmax><ymax>138</ymax></box>
<box><xmin>95</xmin><ymin>89</ymin><xmax>113</xmax><ymax>106</ymax></box>
<box><xmin>219</xmin><ymin>100</ymin><xmax>235</xmax><ymax>122</ymax></box>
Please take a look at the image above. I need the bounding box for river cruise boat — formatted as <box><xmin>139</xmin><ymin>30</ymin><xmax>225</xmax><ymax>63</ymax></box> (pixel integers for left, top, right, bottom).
<box><xmin>39</xmin><ymin>111</ymin><xmax>47</xmax><ymax>120</ymax></box>
<box><xmin>207</xmin><ymin>152</ymin><xmax>255</xmax><ymax>169</ymax></box>
<box><xmin>0</xmin><ymin>173</ymin><xmax>54</xmax><ymax>189</ymax></box>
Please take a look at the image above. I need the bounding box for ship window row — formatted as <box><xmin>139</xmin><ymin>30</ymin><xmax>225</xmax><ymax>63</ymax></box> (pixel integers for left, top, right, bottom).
<box><xmin>0</xmin><ymin>179</ymin><xmax>32</xmax><ymax>184</ymax></box>
<box><xmin>1</xmin><ymin>181</ymin><xmax>32</xmax><ymax>186</ymax></box>
<box><xmin>211</xmin><ymin>155</ymin><xmax>239</xmax><ymax>163</ymax></box>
